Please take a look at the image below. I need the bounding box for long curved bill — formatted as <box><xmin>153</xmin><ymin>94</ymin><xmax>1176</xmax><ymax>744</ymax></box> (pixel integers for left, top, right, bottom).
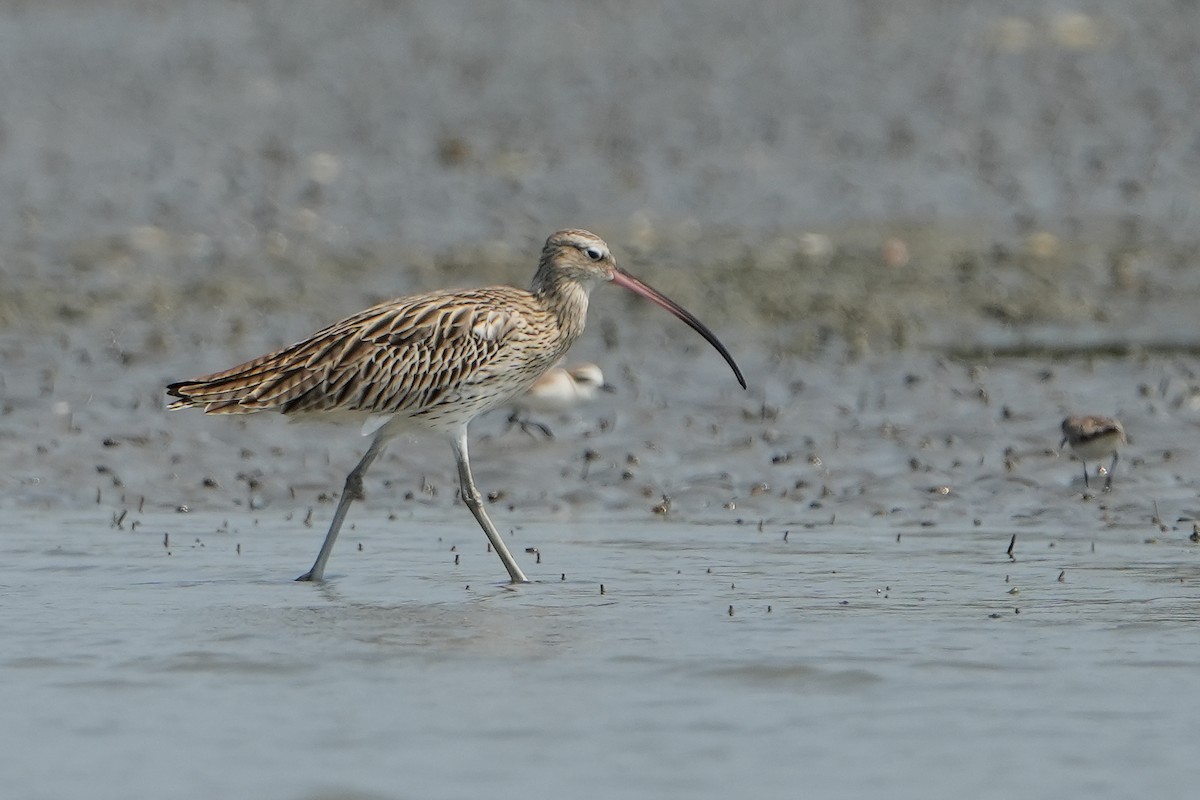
<box><xmin>611</xmin><ymin>268</ymin><xmax>747</xmax><ymax>389</ymax></box>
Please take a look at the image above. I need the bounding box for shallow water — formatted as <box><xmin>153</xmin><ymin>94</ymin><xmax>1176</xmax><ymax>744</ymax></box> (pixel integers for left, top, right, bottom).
<box><xmin>8</xmin><ymin>346</ymin><xmax>1200</xmax><ymax>798</ymax></box>
<box><xmin>4</xmin><ymin>508</ymin><xmax>1200</xmax><ymax>799</ymax></box>
<box><xmin>8</xmin><ymin>317</ymin><xmax>1200</xmax><ymax>799</ymax></box>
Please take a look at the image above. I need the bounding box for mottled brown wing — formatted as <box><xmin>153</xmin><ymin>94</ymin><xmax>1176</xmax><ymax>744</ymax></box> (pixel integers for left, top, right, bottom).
<box><xmin>166</xmin><ymin>287</ymin><xmax>543</xmax><ymax>416</ymax></box>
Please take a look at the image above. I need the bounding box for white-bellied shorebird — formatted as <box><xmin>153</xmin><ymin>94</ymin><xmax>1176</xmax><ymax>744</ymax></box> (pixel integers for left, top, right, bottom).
<box><xmin>1060</xmin><ymin>415</ymin><xmax>1126</xmax><ymax>491</ymax></box>
<box><xmin>167</xmin><ymin>229</ymin><xmax>746</xmax><ymax>583</ymax></box>
<box><xmin>507</xmin><ymin>362</ymin><xmax>613</xmax><ymax>437</ymax></box>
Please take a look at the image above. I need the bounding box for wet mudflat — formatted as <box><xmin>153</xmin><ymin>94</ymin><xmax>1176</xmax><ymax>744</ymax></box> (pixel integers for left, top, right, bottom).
<box><xmin>8</xmin><ymin>342</ymin><xmax>1200</xmax><ymax>798</ymax></box>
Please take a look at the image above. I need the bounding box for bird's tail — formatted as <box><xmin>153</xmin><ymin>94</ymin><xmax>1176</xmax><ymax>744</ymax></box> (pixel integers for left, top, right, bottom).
<box><xmin>166</xmin><ymin>346</ymin><xmax>323</xmax><ymax>415</ymax></box>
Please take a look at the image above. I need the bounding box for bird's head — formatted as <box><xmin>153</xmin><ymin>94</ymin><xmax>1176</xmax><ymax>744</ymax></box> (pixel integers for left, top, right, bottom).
<box><xmin>533</xmin><ymin>229</ymin><xmax>747</xmax><ymax>390</ymax></box>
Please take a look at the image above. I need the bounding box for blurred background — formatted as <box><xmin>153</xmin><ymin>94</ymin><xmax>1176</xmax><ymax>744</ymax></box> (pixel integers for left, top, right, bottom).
<box><xmin>3</xmin><ymin>0</ymin><xmax>1200</xmax><ymax>502</ymax></box>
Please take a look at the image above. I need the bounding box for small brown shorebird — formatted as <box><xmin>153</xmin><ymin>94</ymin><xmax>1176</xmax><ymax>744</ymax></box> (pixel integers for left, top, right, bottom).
<box><xmin>507</xmin><ymin>362</ymin><xmax>613</xmax><ymax>437</ymax></box>
<box><xmin>167</xmin><ymin>229</ymin><xmax>746</xmax><ymax>583</ymax></box>
<box><xmin>1060</xmin><ymin>415</ymin><xmax>1126</xmax><ymax>491</ymax></box>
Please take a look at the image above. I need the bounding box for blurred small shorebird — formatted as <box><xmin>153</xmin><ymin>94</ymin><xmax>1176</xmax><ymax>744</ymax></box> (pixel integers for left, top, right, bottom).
<box><xmin>1060</xmin><ymin>415</ymin><xmax>1126</xmax><ymax>491</ymax></box>
<box><xmin>507</xmin><ymin>362</ymin><xmax>613</xmax><ymax>437</ymax></box>
<box><xmin>167</xmin><ymin>229</ymin><xmax>746</xmax><ymax>583</ymax></box>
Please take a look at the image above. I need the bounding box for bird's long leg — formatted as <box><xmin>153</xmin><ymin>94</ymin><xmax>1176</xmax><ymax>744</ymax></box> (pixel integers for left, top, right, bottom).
<box><xmin>1081</xmin><ymin>461</ymin><xmax>1090</xmax><ymax>490</ymax></box>
<box><xmin>450</xmin><ymin>427</ymin><xmax>529</xmax><ymax>583</ymax></box>
<box><xmin>296</xmin><ymin>434</ymin><xmax>387</xmax><ymax>582</ymax></box>
<box><xmin>1103</xmin><ymin>452</ymin><xmax>1119</xmax><ymax>492</ymax></box>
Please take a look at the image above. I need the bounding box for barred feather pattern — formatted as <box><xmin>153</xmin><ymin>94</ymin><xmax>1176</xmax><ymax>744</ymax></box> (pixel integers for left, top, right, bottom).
<box><xmin>166</xmin><ymin>285</ymin><xmax>583</xmax><ymax>435</ymax></box>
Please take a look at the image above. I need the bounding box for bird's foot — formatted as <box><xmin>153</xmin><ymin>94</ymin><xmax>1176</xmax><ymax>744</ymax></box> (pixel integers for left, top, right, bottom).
<box><xmin>506</xmin><ymin>412</ymin><xmax>554</xmax><ymax>439</ymax></box>
<box><xmin>519</xmin><ymin>420</ymin><xmax>555</xmax><ymax>439</ymax></box>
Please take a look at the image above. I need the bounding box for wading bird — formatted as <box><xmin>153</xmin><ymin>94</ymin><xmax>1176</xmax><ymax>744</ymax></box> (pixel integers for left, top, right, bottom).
<box><xmin>167</xmin><ymin>229</ymin><xmax>745</xmax><ymax>582</ymax></box>
<box><xmin>507</xmin><ymin>362</ymin><xmax>613</xmax><ymax>438</ymax></box>
<box><xmin>1060</xmin><ymin>415</ymin><xmax>1126</xmax><ymax>491</ymax></box>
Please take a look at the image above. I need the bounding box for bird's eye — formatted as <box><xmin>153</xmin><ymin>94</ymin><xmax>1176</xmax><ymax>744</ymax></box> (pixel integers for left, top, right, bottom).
<box><xmin>584</xmin><ymin>246</ymin><xmax>604</xmax><ymax>262</ymax></box>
